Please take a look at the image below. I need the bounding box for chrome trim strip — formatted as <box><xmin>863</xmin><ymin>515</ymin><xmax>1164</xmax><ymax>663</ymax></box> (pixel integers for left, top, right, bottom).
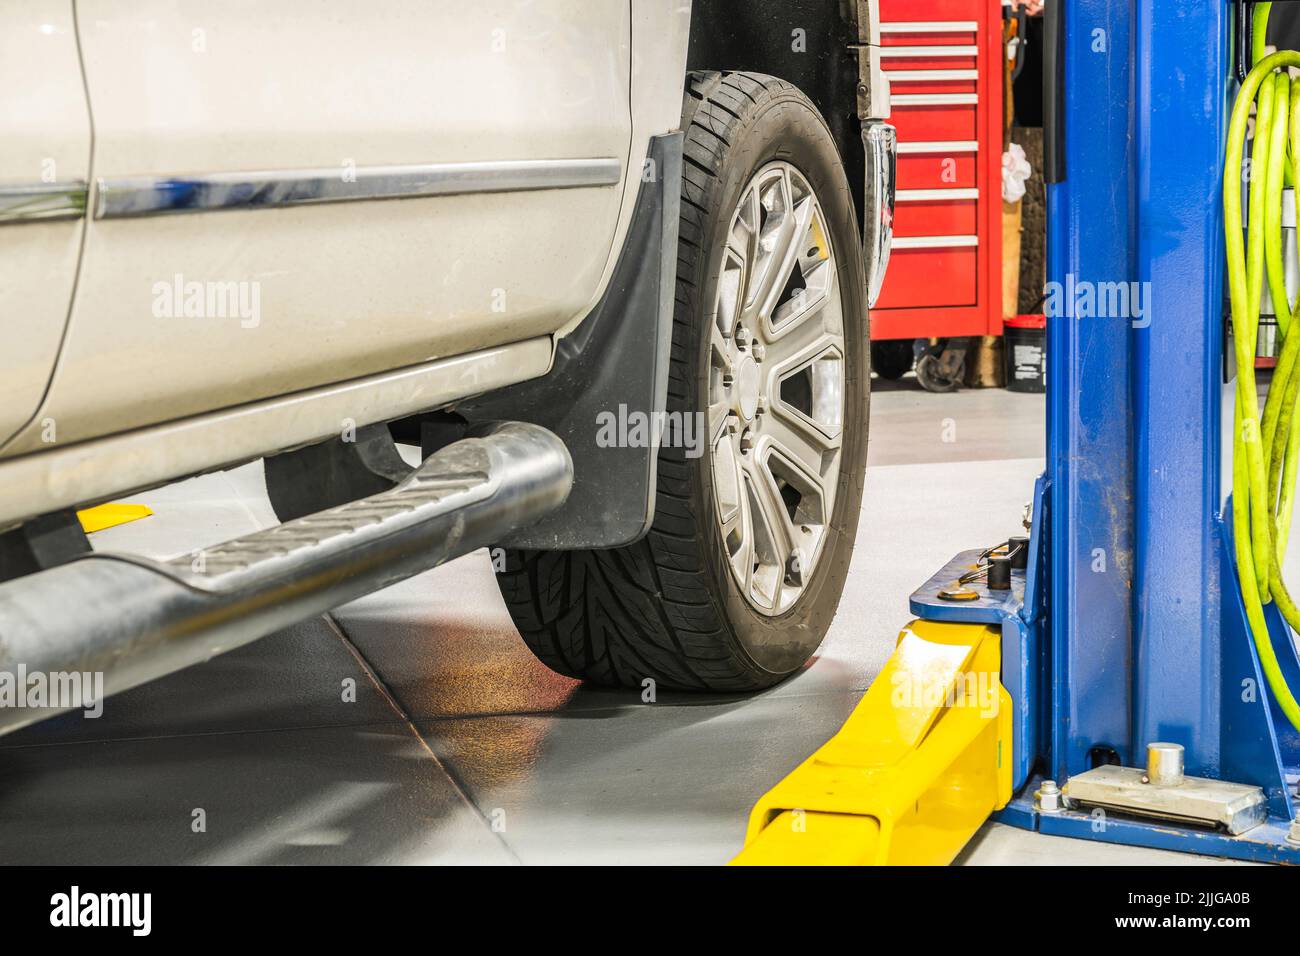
<box><xmin>0</xmin><ymin>182</ymin><xmax>88</xmax><ymax>223</ymax></box>
<box><xmin>879</xmin><ymin>45</ymin><xmax>979</xmax><ymax>58</ymax></box>
<box><xmin>880</xmin><ymin>20</ymin><xmax>979</xmax><ymax>33</ymax></box>
<box><xmin>891</xmin><ymin>235</ymin><xmax>979</xmax><ymax>250</ymax></box>
<box><xmin>95</xmin><ymin>158</ymin><xmax>623</xmax><ymax>219</ymax></box>
<box><xmin>897</xmin><ymin>140</ymin><xmax>980</xmax><ymax>154</ymax></box>
<box><xmin>896</xmin><ymin>187</ymin><xmax>980</xmax><ymax>201</ymax></box>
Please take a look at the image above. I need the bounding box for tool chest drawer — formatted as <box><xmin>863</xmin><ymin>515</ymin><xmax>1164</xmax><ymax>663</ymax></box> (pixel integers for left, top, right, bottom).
<box><xmin>880</xmin><ymin>48</ymin><xmax>979</xmax><ymax>72</ymax></box>
<box><xmin>875</xmin><ymin>242</ymin><xmax>979</xmax><ymax>310</ymax></box>
<box><xmin>879</xmin><ymin>0</ymin><xmax>985</xmax><ymax>22</ymax></box>
<box><xmin>892</xmin><ymin>189</ymin><xmax>979</xmax><ymax>237</ymax></box>
<box><xmin>896</xmin><ymin>144</ymin><xmax>978</xmax><ymax>190</ymax></box>
<box><xmin>888</xmin><ymin>99</ymin><xmax>978</xmax><ymax>144</ymax></box>
<box><xmin>880</xmin><ymin>23</ymin><xmax>979</xmax><ymax>47</ymax></box>
<box><xmin>886</xmin><ymin>69</ymin><xmax>978</xmax><ymax>96</ymax></box>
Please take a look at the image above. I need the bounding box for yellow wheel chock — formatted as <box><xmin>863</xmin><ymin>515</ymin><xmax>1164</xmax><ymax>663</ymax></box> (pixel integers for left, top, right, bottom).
<box><xmin>76</xmin><ymin>503</ymin><xmax>153</xmax><ymax>533</ymax></box>
<box><xmin>732</xmin><ymin>620</ymin><xmax>1012</xmax><ymax>865</ymax></box>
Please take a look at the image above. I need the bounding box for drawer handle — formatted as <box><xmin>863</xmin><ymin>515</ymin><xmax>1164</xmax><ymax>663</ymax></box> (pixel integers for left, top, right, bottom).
<box><xmin>896</xmin><ymin>188</ymin><xmax>979</xmax><ymax>202</ymax></box>
<box><xmin>891</xmin><ymin>235</ymin><xmax>979</xmax><ymax>249</ymax></box>
<box><xmin>885</xmin><ymin>69</ymin><xmax>979</xmax><ymax>82</ymax></box>
<box><xmin>880</xmin><ymin>45</ymin><xmax>979</xmax><ymax>58</ymax></box>
<box><xmin>897</xmin><ymin>140</ymin><xmax>979</xmax><ymax>155</ymax></box>
<box><xmin>892</xmin><ymin>93</ymin><xmax>979</xmax><ymax>106</ymax></box>
<box><xmin>880</xmin><ymin>21</ymin><xmax>979</xmax><ymax>34</ymax></box>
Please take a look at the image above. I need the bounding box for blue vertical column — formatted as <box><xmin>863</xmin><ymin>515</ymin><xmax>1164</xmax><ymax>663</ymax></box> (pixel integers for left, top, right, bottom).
<box><xmin>1130</xmin><ymin>1</ymin><xmax>1228</xmax><ymax>776</ymax></box>
<box><xmin>1046</xmin><ymin>0</ymin><xmax>1137</xmax><ymax>780</ymax></box>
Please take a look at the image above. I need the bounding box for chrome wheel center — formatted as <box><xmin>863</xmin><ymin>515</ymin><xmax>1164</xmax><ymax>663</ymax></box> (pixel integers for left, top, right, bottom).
<box><xmin>735</xmin><ymin>354</ymin><xmax>760</xmax><ymax>421</ymax></box>
<box><xmin>707</xmin><ymin>162</ymin><xmax>847</xmax><ymax>616</ymax></box>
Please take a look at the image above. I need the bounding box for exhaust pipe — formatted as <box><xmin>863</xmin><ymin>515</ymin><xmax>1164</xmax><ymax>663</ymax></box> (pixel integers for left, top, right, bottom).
<box><xmin>0</xmin><ymin>422</ymin><xmax>571</xmax><ymax>736</ymax></box>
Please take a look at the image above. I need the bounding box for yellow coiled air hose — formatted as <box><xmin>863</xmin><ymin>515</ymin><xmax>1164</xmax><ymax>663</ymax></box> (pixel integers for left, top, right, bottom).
<box><xmin>1224</xmin><ymin>36</ymin><xmax>1300</xmax><ymax>733</ymax></box>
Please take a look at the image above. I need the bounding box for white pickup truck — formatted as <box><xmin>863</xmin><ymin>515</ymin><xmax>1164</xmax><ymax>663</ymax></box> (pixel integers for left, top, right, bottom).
<box><xmin>0</xmin><ymin>0</ymin><xmax>894</xmax><ymax>729</ymax></box>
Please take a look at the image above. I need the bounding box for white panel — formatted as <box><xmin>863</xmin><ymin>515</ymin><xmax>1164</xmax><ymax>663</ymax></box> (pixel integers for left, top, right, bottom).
<box><xmin>20</xmin><ymin>0</ymin><xmax>632</xmax><ymax>449</ymax></box>
<box><xmin>0</xmin><ymin>3</ymin><xmax>90</xmax><ymax>447</ymax></box>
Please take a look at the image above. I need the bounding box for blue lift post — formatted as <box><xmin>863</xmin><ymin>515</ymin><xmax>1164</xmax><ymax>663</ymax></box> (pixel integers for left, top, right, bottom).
<box><xmin>908</xmin><ymin>0</ymin><xmax>1300</xmax><ymax>862</ymax></box>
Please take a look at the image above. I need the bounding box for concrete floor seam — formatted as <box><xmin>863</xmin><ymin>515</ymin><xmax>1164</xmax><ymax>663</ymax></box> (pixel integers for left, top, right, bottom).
<box><xmin>323</xmin><ymin>611</ymin><xmax>526</xmax><ymax>865</ymax></box>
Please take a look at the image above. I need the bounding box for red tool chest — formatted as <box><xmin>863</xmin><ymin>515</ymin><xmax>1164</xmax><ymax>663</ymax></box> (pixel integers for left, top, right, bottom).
<box><xmin>873</xmin><ymin>0</ymin><xmax>1005</xmax><ymax>339</ymax></box>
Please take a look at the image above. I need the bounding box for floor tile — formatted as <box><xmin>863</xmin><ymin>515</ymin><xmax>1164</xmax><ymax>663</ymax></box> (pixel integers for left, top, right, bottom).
<box><xmin>0</xmin><ymin>722</ymin><xmax>513</xmax><ymax>865</ymax></box>
<box><xmin>870</xmin><ymin>379</ymin><xmax>1046</xmax><ymax>467</ymax></box>
<box><xmin>414</xmin><ymin>695</ymin><xmax>859</xmax><ymax>865</ymax></box>
<box><xmin>0</xmin><ymin>616</ymin><xmax>394</xmax><ymax>748</ymax></box>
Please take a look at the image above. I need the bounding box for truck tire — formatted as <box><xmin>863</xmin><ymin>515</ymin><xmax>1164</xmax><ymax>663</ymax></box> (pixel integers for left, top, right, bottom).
<box><xmin>496</xmin><ymin>72</ymin><xmax>870</xmax><ymax>691</ymax></box>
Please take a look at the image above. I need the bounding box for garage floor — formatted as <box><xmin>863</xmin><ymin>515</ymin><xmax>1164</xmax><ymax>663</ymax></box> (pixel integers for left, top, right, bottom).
<box><xmin>0</xmin><ymin>379</ymin><xmax>1252</xmax><ymax>865</ymax></box>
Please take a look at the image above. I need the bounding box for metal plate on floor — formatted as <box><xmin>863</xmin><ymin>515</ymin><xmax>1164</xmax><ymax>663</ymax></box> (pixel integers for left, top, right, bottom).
<box><xmin>1064</xmin><ymin>765</ymin><xmax>1268</xmax><ymax>835</ymax></box>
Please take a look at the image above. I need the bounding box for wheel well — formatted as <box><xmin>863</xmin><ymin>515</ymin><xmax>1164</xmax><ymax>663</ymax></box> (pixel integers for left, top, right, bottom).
<box><xmin>686</xmin><ymin>0</ymin><xmax>875</xmax><ymax>229</ymax></box>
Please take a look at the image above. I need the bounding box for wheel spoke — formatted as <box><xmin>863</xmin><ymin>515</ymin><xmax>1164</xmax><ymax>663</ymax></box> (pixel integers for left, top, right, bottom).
<box><xmin>711</xmin><ymin>321</ymin><xmax>734</xmax><ymax>377</ymax></box>
<box><xmin>764</xmin><ymin>303</ymin><xmax>834</xmax><ymax>370</ymax></box>
<box><xmin>743</xmin><ymin>454</ymin><xmax>799</xmax><ymax>596</ymax></box>
<box><xmin>708</xmin><ymin>398</ymin><xmax>732</xmax><ymax>446</ymax></box>
<box><xmin>740</xmin><ymin>488</ymin><xmax>761</xmax><ymax>596</ymax></box>
<box><xmin>722</xmin><ymin>484</ymin><xmax>751</xmax><ymax>575</ymax></box>
<box><xmin>756</xmin><ymin>209</ymin><xmax>816</xmax><ymax>325</ymax></box>
<box><xmin>744</xmin><ymin>212</ymin><xmax>796</xmax><ymax>319</ymax></box>
<box><xmin>720</xmin><ymin>490</ymin><xmax>743</xmax><ymax>539</ymax></box>
<box><xmin>712</xmin><ymin>425</ymin><xmax>744</xmax><ymax>540</ymax></box>
<box><xmin>775</xmin><ymin>250</ymin><xmax>835</xmax><ymax>326</ymax></box>
<box><xmin>729</xmin><ymin>187</ymin><xmax>761</xmax><ymax>268</ymax></box>
<box><xmin>716</xmin><ymin>246</ymin><xmax>747</xmax><ymax>335</ymax></box>
<box><xmin>762</xmin><ymin>410</ymin><xmax>840</xmax><ymax>492</ymax></box>
<box><xmin>741</xmin><ymin>176</ymin><xmax>800</xmax><ymax>321</ymax></box>
<box><xmin>717</xmin><ymin>446</ymin><xmax>754</xmax><ymax>593</ymax></box>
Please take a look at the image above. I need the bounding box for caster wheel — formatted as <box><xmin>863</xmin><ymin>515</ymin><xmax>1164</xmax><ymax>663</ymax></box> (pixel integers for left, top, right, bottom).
<box><xmin>916</xmin><ymin>352</ymin><xmax>962</xmax><ymax>393</ymax></box>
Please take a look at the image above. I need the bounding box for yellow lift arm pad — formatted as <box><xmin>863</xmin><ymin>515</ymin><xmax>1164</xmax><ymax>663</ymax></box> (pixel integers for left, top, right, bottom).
<box><xmin>77</xmin><ymin>503</ymin><xmax>153</xmax><ymax>534</ymax></box>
